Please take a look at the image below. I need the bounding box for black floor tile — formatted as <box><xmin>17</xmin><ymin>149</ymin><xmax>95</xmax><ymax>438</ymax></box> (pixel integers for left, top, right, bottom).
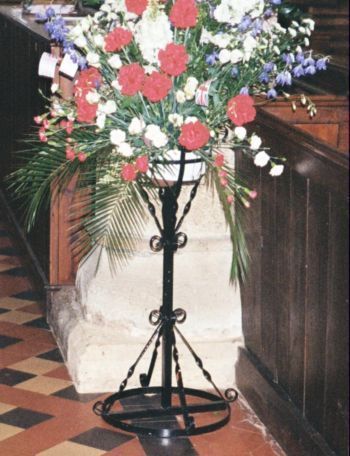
<box><xmin>37</xmin><ymin>348</ymin><xmax>64</xmax><ymax>362</ymax></box>
<box><xmin>13</xmin><ymin>290</ymin><xmax>42</xmax><ymax>301</ymax></box>
<box><xmin>0</xmin><ymin>267</ymin><xmax>27</xmax><ymax>277</ymax></box>
<box><xmin>23</xmin><ymin>317</ymin><xmax>50</xmax><ymax>330</ymax></box>
<box><xmin>0</xmin><ymin>308</ymin><xmax>10</xmax><ymax>314</ymax></box>
<box><xmin>53</xmin><ymin>385</ymin><xmax>102</xmax><ymax>403</ymax></box>
<box><xmin>0</xmin><ymin>368</ymin><xmax>36</xmax><ymax>386</ymax></box>
<box><xmin>0</xmin><ymin>334</ymin><xmax>22</xmax><ymax>348</ymax></box>
<box><xmin>70</xmin><ymin>426</ymin><xmax>134</xmax><ymax>451</ymax></box>
<box><xmin>139</xmin><ymin>435</ymin><xmax>198</xmax><ymax>456</ymax></box>
<box><xmin>0</xmin><ymin>407</ymin><xmax>53</xmax><ymax>428</ymax></box>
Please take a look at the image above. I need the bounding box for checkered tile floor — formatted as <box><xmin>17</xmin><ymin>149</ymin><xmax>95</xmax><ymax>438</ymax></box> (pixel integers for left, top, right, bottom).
<box><xmin>0</xmin><ymin>213</ymin><xmax>285</xmax><ymax>455</ymax></box>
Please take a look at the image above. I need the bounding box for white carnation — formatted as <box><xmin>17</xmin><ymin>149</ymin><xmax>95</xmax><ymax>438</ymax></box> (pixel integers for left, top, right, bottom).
<box><xmin>234</xmin><ymin>126</ymin><xmax>247</xmax><ymax>141</ymax></box>
<box><xmin>96</xmin><ymin>113</ymin><xmax>106</xmax><ymax>130</ymax></box>
<box><xmin>176</xmin><ymin>90</ymin><xmax>186</xmax><ymax>104</ymax></box>
<box><xmin>254</xmin><ymin>151</ymin><xmax>270</xmax><ymax>167</ymax></box>
<box><xmin>214</xmin><ymin>0</ymin><xmax>264</xmax><ymax>25</ymax></box>
<box><xmin>145</xmin><ymin>125</ymin><xmax>168</xmax><ymax>148</ymax></box>
<box><xmin>86</xmin><ymin>52</ymin><xmax>100</xmax><ymax>67</ymax></box>
<box><xmin>93</xmin><ymin>34</ymin><xmax>105</xmax><ymax>48</ymax></box>
<box><xmin>128</xmin><ymin>117</ymin><xmax>145</xmax><ymax>135</ymax></box>
<box><xmin>74</xmin><ymin>35</ymin><xmax>87</xmax><ymax>49</ymax></box>
<box><xmin>110</xmin><ymin>129</ymin><xmax>126</xmax><ymax>146</ymax></box>
<box><xmin>118</xmin><ymin>142</ymin><xmax>134</xmax><ymax>157</ymax></box>
<box><xmin>168</xmin><ymin>114</ymin><xmax>184</xmax><ymax>127</ymax></box>
<box><xmin>269</xmin><ymin>164</ymin><xmax>284</xmax><ymax>176</ymax></box>
<box><xmin>219</xmin><ymin>49</ymin><xmax>231</xmax><ymax>64</ymax></box>
<box><xmin>230</xmin><ymin>49</ymin><xmax>244</xmax><ymax>64</ymax></box>
<box><xmin>108</xmin><ymin>55</ymin><xmax>122</xmax><ymax>69</ymax></box>
<box><xmin>250</xmin><ymin>134</ymin><xmax>262</xmax><ymax>150</ymax></box>
<box><xmin>101</xmin><ymin>100</ymin><xmax>117</xmax><ymax>115</ymax></box>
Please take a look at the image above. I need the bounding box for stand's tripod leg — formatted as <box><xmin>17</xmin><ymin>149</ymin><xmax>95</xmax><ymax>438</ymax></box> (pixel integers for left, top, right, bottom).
<box><xmin>172</xmin><ymin>329</ymin><xmax>195</xmax><ymax>432</ymax></box>
<box><xmin>140</xmin><ymin>327</ymin><xmax>163</xmax><ymax>387</ymax></box>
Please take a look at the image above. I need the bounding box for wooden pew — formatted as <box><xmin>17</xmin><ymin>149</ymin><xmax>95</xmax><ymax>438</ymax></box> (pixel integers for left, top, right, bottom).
<box><xmin>236</xmin><ymin>101</ymin><xmax>349</xmax><ymax>455</ymax></box>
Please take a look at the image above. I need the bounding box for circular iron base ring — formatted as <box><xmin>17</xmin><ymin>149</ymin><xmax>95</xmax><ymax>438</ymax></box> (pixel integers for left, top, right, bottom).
<box><xmin>94</xmin><ymin>386</ymin><xmax>232</xmax><ymax>438</ymax></box>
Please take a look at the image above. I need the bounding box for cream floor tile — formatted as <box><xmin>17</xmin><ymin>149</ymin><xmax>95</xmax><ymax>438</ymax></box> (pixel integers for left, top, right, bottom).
<box><xmin>0</xmin><ymin>310</ymin><xmax>39</xmax><ymax>324</ymax></box>
<box><xmin>0</xmin><ymin>297</ymin><xmax>36</xmax><ymax>310</ymax></box>
<box><xmin>9</xmin><ymin>357</ymin><xmax>62</xmax><ymax>375</ymax></box>
<box><xmin>0</xmin><ymin>423</ymin><xmax>23</xmax><ymax>441</ymax></box>
<box><xmin>0</xmin><ymin>403</ymin><xmax>16</xmax><ymax>415</ymax></box>
<box><xmin>15</xmin><ymin>376</ymin><xmax>72</xmax><ymax>395</ymax></box>
<box><xmin>38</xmin><ymin>441</ymin><xmax>105</xmax><ymax>456</ymax></box>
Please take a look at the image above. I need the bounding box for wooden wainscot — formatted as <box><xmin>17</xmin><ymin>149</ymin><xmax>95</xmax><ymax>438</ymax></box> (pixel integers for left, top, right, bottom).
<box><xmin>236</xmin><ymin>96</ymin><xmax>349</xmax><ymax>456</ymax></box>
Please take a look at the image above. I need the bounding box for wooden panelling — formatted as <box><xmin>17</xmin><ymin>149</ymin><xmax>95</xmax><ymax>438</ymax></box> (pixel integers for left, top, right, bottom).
<box><xmin>236</xmin><ymin>106</ymin><xmax>349</xmax><ymax>455</ymax></box>
<box><xmin>0</xmin><ymin>9</ymin><xmax>51</xmax><ymax>283</ymax></box>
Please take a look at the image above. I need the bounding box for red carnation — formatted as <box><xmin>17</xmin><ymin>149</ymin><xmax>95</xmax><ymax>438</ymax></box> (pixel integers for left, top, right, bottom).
<box><xmin>125</xmin><ymin>0</ymin><xmax>148</xmax><ymax>15</ymax></box>
<box><xmin>170</xmin><ymin>0</ymin><xmax>198</xmax><ymax>29</ymax></box>
<box><xmin>214</xmin><ymin>153</ymin><xmax>224</xmax><ymax>167</ymax></box>
<box><xmin>76</xmin><ymin>99</ymin><xmax>98</xmax><ymax>123</ymax></box>
<box><xmin>142</xmin><ymin>71</ymin><xmax>172</xmax><ymax>103</ymax></box>
<box><xmin>121</xmin><ymin>163</ymin><xmax>137</xmax><ymax>182</ymax></box>
<box><xmin>66</xmin><ymin>146</ymin><xmax>75</xmax><ymax>161</ymax></box>
<box><xmin>118</xmin><ymin>63</ymin><xmax>145</xmax><ymax>96</ymax></box>
<box><xmin>178</xmin><ymin>121</ymin><xmax>210</xmax><ymax>151</ymax></box>
<box><xmin>75</xmin><ymin>68</ymin><xmax>101</xmax><ymax>96</ymax></box>
<box><xmin>135</xmin><ymin>155</ymin><xmax>149</xmax><ymax>173</ymax></box>
<box><xmin>227</xmin><ymin>95</ymin><xmax>256</xmax><ymax>127</ymax></box>
<box><xmin>159</xmin><ymin>43</ymin><xmax>189</xmax><ymax>77</ymax></box>
<box><xmin>104</xmin><ymin>27</ymin><xmax>133</xmax><ymax>52</ymax></box>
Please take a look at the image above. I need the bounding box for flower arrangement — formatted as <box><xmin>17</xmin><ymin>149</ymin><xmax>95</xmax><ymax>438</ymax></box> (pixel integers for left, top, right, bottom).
<box><xmin>10</xmin><ymin>0</ymin><xmax>328</xmax><ymax>282</ymax></box>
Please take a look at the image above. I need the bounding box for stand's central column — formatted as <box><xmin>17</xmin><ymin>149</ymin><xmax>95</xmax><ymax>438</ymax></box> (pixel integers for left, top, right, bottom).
<box><xmin>161</xmin><ymin>187</ymin><xmax>178</xmax><ymax>408</ymax></box>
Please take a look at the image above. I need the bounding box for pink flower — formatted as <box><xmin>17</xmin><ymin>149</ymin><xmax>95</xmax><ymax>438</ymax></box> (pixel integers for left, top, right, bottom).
<box><xmin>104</xmin><ymin>27</ymin><xmax>133</xmax><ymax>52</ymax></box>
<box><xmin>178</xmin><ymin>121</ymin><xmax>210</xmax><ymax>151</ymax></box>
<box><xmin>118</xmin><ymin>63</ymin><xmax>145</xmax><ymax>96</ymax></box>
<box><xmin>220</xmin><ymin>177</ymin><xmax>228</xmax><ymax>187</ymax></box>
<box><xmin>135</xmin><ymin>155</ymin><xmax>149</xmax><ymax>173</ymax></box>
<box><xmin>121</xmin><ymin>163</ymin><xmax>137</xmax><ymax>181</ymax></box>
<box><xmin>214</xmin><ymin>153</ymin><xmax>224</xmax><ymax>167</ymax></box>
<box><xmin>249</xmin><ymin>190</ymin><xmax>258</xmax><ymax>199</ymax></box>
<box><xmin>66</xmin><ymin>146</ymin><xmax>75</xmax><ymax>161</ymax></box>
<box><xmin>170</xmin><ymin>0</ymin><xmax>198</xmax><ymax>29</ymax></box>
<box><xmin>78</xmin><ymin>152</ymin><xmax>87</xmax><ymax>162</ymax></box>
<box><xmin>227</xmin><ymin>195</ymin><xmax>234</xmax><ymax>205</ymax></box>
<box><xmin>34</xmin><ymin>116</ymin><xmax>42</xmax><ymax>125</ymax></box>
<box><xmin>38</xmin><ymin>128</ymin><xmax>47</xmax><ymax>142</ymax></box>
<box><xmin>159</xmin><ymin>43</ymin><xmax>189</xmax><ymax>77</ymax></box>
<box><xmin>142</xmin><ymin>71</ymin><xmax>172</xmax><ymax>103</ymax></box>
<box><xmin>125</xmin><ymin>0</ymin><xmax>148</xmax><ymax>15</ymax></box>
<box><xmin>227</xmin><ymin>95</ymin><xmax>256</xmax><ymax>126</ymax></box>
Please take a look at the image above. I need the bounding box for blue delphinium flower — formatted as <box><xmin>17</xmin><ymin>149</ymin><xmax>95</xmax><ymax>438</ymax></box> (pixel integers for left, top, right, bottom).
<box><xmin>263</xmin><ymin>62</ymin><xmax>274</xmax><ymax>73</ymax></box>
<box><xmin>259</xmin><ymin>72</ymin><xmax>270</xmax><ymax>84</ymax></box>
<box><xmin>267</xmin><ymin>88</ymin><xmax>278</xmax><ymax>99</ymax></box>
<box><xmin>293</xmin><ymin>64</ymin><xmax>305</xmax><ymax>78</ymax></box>
<box><xmin>316</xmin><ymin>58</ymin><xmax>328</xmax><ymax>71</ymax></box>
<box><xmin>304</xmin><ymin>65</ymin><xmax>316</xmax><ymax>75</ymax></box>
<box><xmin>206</xmin><ymin>52</ymin><xmax>218</xmax><ymax>66</ymax></box>
<box><xmin>282</xmin><ymin>53</ymin><xmax>295</xmax><ymax>65</ymax></box>
<box><xmin>231</xmin><ymin>67</ymin><xmax>239</xmax><ymax>78</ymax></box>
<box><xmin>238</xmin><ymin>16</ymin><xmax>252</xmax><ymax>33</ymax></box>
<box><xmin>276</xmin><ymin>71</ymin><xmax>292</xmax><ymax>86</ymax></box>
<box><xmin>303</xmin><ymin>55</ymin><xmax>315</xmax><ymax>67</ymax></box>
<box><xmin>296</xmin><ymin>52</ymin><xmax>305</xmax><ymax>64</ymax></box>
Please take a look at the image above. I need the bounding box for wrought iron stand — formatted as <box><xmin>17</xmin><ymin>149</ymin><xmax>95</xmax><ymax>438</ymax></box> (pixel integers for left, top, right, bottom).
<box><xmin>93</xmin><ymin>151</ymin><xmax>238</xmax><ymax>437</ymax></box>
